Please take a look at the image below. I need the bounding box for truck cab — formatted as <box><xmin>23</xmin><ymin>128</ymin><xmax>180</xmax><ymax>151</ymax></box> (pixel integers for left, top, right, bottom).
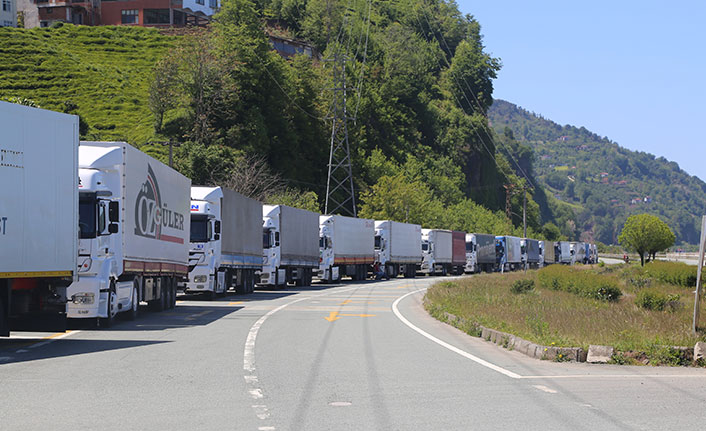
<box><xmin>464</xmin><ymin>234</ymin><xmax>477</xmax><ymax>274</ymax></box>
<box><xmin>495</xmin><ymin>237</ymin><xmax>506</xmax><ymax>272</ymax></box>
<box><xmin>185</xmin><ymin>187</ymin><xmax>224</xmax><ymax>297</ymax></box>
<box><xmin>69</xmin><ymin>148</ymin><xmax>125</xmax><ymax>322</ymax></box>
<box><xmin>318</xmin><ymin>218</ymin><xmax>338</xmax><ymax>282</ymax></box>
<box><xmin>520</xmin><ymin>239</ymin><xmax>528</xmax><ymax>269</ymax></box>
<box><xmin>538</xmin><ymin>241</ymin><xmax>545</xmax><ymax>267</ymax></box>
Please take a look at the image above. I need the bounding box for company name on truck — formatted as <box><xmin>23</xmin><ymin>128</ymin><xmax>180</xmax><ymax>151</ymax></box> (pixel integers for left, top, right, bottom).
<box><xmin>134</xmin><ymin>164</ymin><xmax>185</xmax><ymax>244</ymax></box>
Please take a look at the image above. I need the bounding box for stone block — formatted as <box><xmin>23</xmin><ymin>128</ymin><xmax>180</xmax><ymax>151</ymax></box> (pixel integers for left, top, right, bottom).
<box><xmin>587</xmin><ymin>345</ymin><xmax>614</xmax><ymax>363</ymax></box>
<box><xmin>481</xmin><ymin>327</ymin><xmax>490</xmax><ymax>341</ymax></box>
<box><xmin>695</xmin><ymin>342</ymin><xmax>706</xmax><ymax>361</ymax></box>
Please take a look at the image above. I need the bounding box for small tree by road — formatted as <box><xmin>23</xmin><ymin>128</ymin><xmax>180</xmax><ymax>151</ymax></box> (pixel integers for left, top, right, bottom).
<box><xmin>618</xmin><ymin>214</ymin><xmax>676</xmax><ymax>266</ymax></box>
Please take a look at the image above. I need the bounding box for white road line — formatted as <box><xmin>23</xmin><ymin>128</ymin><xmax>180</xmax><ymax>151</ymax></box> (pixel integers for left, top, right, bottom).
<box><xmin>243</xmin><ymin>285</ymin><xmax>362</xmax><ymax>423</ymax></box>
<box><xmin>533</xmin><ymin>385</ymin><xmax>558</xmax><ymax>394</ymax></box>
<box><xmin>521</xmin><ymin>374</ymin><xmax>706</xmax><ymax>379</ymax></box>
<box><xmin>392</xmin><ymin>288</ymin><xmax>522</xmax><ymax>379</ymax></box>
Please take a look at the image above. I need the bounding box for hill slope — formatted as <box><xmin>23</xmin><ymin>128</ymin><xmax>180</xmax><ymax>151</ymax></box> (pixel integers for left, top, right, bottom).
<box><xmin>489</xmin><ymin>99</ymin><xmax>706</xmax><ymax>245</ymax></box>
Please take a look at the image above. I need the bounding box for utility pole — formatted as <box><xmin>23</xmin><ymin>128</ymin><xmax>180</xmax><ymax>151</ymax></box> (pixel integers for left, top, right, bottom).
<box><xmin>324</xmin><ymin>50</ymin><xmax>356</xmax><ymax>217</ymax></box>
<box><xmin>693</xmin><ymin>215</ymin><xmax>706</xmax><ymax>334</ymax></box>
<box><xmin>523</xmin><ymin>187</ymin><xmax>527</xmax><ymax>238</ymax></box>
<box><xmin>147</xmin><ymin>141</ymin><xmax>182</xmax><ymax>167</ymax></box>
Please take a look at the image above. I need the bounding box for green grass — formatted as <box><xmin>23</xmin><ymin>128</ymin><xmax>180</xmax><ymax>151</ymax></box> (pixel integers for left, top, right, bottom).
<box><xmin>0</xmin><ymin>25</ymin><xmax>176</xmax><ymax>149</ymax></box>
<box><xmin>424</xmin><ymin>267</ymin><xmax>706</xmax><ymax>363</ymax></box>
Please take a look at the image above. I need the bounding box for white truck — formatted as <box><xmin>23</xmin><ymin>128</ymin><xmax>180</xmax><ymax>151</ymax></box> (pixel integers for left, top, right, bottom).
<box><xmin>260</xmin><ymin>205</ymin><xmax>319</xmax><ymax>287</ymax></box>
<box><xmin>522</xmin><ymin>238</ymin><xmax>541</xmax><ymax>269</ymax></box>
<box><xmin>1</xmin><ymin>102</ymin><xmax>78</xmax><ymax>336</ymax></box>
<box><xmin>318</xmin><ymin>215</ymin><xmax>375</xmax><ymax>283</ymax></box>
<box><xmin>67</xmin><ymin>141</ymin><xmax>190</xmax><ymax>326</ymax></box>
<box><xmin>374</xmin><ymin>220</ymin><xmax>421</xmax><ymax>278</ymax></box>
<box><xmin>184</xmin><ymin>186</ymin><xmax>263</xmax><ymax>297</ymax></box>
<box><xmin>464</xmin><ymin>234</ymin><xmax>477</xmax><ymax>274</ymax></box>
<box><xmin>556</xmin><ymin>241</ymin><xmax>572</xmax><ymax>264</ymax></box>
<box><xmin>420</xmin><ymin>229</ymin><xmax>453</xmax><ymax>275</ymax></box>
<box><xmin>495</xmin><ymin>235</ymin><xmax>522</xmax><ymax>272</ymax></box>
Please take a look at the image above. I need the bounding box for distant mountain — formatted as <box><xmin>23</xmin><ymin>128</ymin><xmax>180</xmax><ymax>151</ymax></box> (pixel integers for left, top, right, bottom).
<box><xmin>489</xmin><ymin>99</ymin><xmax>706</xmax><ymax>245</ymax></box>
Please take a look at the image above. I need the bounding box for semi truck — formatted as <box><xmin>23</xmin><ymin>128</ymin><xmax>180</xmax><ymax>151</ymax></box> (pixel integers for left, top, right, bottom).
<box><xmin>474</xmin><ymin>233</ymin><xmax>497</xmax><ymax>273</ymax></box>
<box><xmin>540</xmin><ymin>240</ymin><xmax>555</xmax><ymax>267</ymax></box>
<box><xmin>555</xmin><ymin>241</ymin><xmax>572</xmax><ymax>264</ymax></box>
<box><xmin>464</xmin><ymin>234</ymin><xmax>477</xmax><ymax>274</ymax></box>
<box><xmin>521</xmin><ymin>238</ymin><xmax>541</xmax><ymax>269</ymax></box>
<box><xmin>495</xmin><ymin>235</ymin><xmax>522</xmax><ymax>272</ymax></box>
<box><xmin>1</xmin><ymin>102</ymin><xmax>78</xmax><ymax>336</ymax></box>
<box><xmin>68</xmin><ymin>141</ymin><xmax>190</xmax><ymax>326</ymax></box>
<box><xmin>374</xmin><ymin>220</ymin><xmax>421</xmax><ymax>278</ymax></box>
<box><xmin>318</xmin><ymin>215</ymin><xmax>375</xmax><ymax>283</ymax></box>
<box><xmin>420</xmin><ymin>229</ymin><xmax>453</xmax><ymax>275</ymax></box>
<box><xmin>260</xmin><ymin>205</ymin><xmax>319</xmax><ymax>287</ymax></box>
<box><xmin>184</xmin><ymin>186</ymin><xmax>263</xmax><ymax>297</ymax></box>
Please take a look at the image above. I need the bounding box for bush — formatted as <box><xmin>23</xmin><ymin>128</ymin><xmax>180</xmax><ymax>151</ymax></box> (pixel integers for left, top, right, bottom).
<box><xmin>537</xmin><ymin>265</ymin><xmax>622</xmax><ymax>302</ymax></box>
<box><xmin>644</xmin><ymin>261</ymin><xmax>701</xmax><ymax>287</ymax></box>
<box><xmin>636</xmin><ymin>289</ymin><xmax>668</xmax><ymax>311</ymax></box>
<box><xmin>511</xmin><ymin>279</ymin><xmax>535</xmax><ymax>294</ymax></box>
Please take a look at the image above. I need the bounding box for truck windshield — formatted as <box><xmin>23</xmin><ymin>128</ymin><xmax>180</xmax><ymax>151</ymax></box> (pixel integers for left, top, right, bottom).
<box><xmin>190</xmin><ymin>215</ymin><xmax>210</xmax><ymax>243</ymax></box>
<box><xmin>79</xmin><ymin>196</ymin><xmax>97</xmax><ymax>239</ymax></box>
<box><xmin>465</xmin><ymin>242</ymin><xmax>473</xmax><ymax>251</ymax></box>
<box><xmin>263</xmin><ymin>229</ymin><xmax>271</xmax><ymax>249</ymax></box>
<box><xmin>421</xmin><ymin>241</ymin><xmax>429</xmax><ymax>252</ymax></box>
<box><xmin>374</xmin><ymin>235</ymin><xmax>381</xmax><ymax>250</ymax></box>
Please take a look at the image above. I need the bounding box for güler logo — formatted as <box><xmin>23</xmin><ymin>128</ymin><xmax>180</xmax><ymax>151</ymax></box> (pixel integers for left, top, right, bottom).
<box><xmin>134</xmin><ymin>164</ymin><xmax>184</xmax><ymax>243</ymax></box>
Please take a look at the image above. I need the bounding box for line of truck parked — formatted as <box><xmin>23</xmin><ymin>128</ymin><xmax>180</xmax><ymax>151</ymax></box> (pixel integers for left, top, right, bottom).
<box><xmin>0</xmin><ymin>102</ymin><xmax>598</xmax><ymax>336</ymax></box>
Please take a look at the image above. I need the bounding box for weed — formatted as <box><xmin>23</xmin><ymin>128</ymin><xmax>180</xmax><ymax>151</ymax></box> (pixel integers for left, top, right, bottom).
<box><xmin>510</xmin><ymin>279</ymin><xmax>535</xmax><ymax>294</ymax></box>
<box><xmin>636</xmin><ymin>290</ymin><xmax>669</xmax><ymax>311</ymax></box>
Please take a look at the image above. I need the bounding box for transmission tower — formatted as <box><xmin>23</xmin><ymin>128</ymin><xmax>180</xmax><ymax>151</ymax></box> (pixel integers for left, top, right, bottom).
<box><xmin>324</xmin><ymin>51</ymin><xmax>357</xmax><ymax>217</ymax></box>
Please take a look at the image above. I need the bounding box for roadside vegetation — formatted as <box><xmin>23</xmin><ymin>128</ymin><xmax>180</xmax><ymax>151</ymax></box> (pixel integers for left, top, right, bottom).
<box><xmin>425</xmin><ymin>262</ymin><xmax>706</xmax><ymax>365</ymax></box>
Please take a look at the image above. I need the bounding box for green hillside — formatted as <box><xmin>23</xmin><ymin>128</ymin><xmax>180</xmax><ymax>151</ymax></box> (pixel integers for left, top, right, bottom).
<box><xmin>0</xmin><ymin>24</ymin><xmax>175</xmax><ymax>145</ymax></box>
<box><xmin>489</xmin><ymin>99</ymin><xmax>706</xmax><ymax>245</ymax></box>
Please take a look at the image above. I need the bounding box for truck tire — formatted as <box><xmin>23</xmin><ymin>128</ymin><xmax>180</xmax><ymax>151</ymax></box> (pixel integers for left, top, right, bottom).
<box><xmin>248</xmin><ymin>272</ymin><xmax>255</xmax><ymax>294</ymax></box>
<box><xmin>101</xmin><ymin>288</ymin><xmax>117</xmax><ymax>328</ymax></box>
<box><xmin>126</xmin><ymin>282</ymin><xmax>139</xmax><ymax>320</ymax></box>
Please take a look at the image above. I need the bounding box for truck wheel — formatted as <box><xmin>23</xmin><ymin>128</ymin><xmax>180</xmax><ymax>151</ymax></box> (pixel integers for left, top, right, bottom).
<box><xmin>101</xmin><ymin>290</ymin><xmax>117</xmax><ymax>328</ymax></box>
<box><xmin>248</xmin><ymin>272</ymin><xmax>255</xmax><ymax>294</ymax></box>
<box><xmin>126</xmin><ymin>282</ymin><xmax>139</xmax><ymax>320</ymax></box>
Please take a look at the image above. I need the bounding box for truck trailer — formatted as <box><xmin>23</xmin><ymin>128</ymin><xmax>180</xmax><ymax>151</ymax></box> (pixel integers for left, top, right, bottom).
<box><xmin>260</xmin><ymin>205</ymin><xmax>319</xmax><ymax>287</ymax></box>
<box><xmin>374</xmin><ymin>220</ymin><xmax>421</xmax><ymax>278</ymax></box>
<box><xmin>540</xmin><ymin>240</ymin><xmax>555</xmax><ymax>267</ymax></box>
<box><xmin>474</xmin><ymin>233</ymin><xmax>497</xmax><ymax>273</ymax></box>
<box><xmin>1</xmin><ymin>102</ymin><xmax>78</xmax><ymax>336</ymax></box>
<box><xmin>420</xmin><ymin>229</ymin><xmax>453</xmax><ymax>275</ymax></box>
<box><xmin>555</xmin><ymin>241</ymin><xmax>572</xmax><ymax>264</ymax></box>
<box><xmin>495</xmin><ymin>235</ymin><xmax>522</xmax><ymax>272</ymax></box>
<box><xmin>451</xmin><ymin>231</ymin><xmax>466</xmax><ymax>275</ymax></box>
<box><xmin>184</xmin><ymin>186</ymin><xmax>263</xmax><ymax>297</ymax></box>
<box><xmin>68</xmin><ymin>141</ymin><xmax>190</xmax><ymax>326</ymax></box>
<box><xmin>318</xmin><ymin>215</ymin><xmax>375</xmax><ymax>283</ymax></box>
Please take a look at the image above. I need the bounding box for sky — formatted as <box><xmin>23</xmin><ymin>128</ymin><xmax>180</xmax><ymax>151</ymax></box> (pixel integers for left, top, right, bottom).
<box><xmin>456</xmin><ymin>0</ymin><xmax>706</xmax><ymax>182</ymax></box>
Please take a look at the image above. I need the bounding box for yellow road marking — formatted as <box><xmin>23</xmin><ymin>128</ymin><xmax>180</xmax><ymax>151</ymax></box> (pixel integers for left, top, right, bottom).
<box><xmin>324</xmin><ymin>311</ymin><xmax>376</xmax><ymax>322</ymax></box>
<box><xmin>185</xmin><ymin>310</ymin><xmax>213</xmax><ymax>321</ymax></box>
<box><xmin>229</xmin><ymin>301</ymin><xmax>244</xmax><ymax>305</ymax></box>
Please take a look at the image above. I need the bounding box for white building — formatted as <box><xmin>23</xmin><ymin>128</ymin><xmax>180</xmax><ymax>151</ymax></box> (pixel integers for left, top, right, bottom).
<box><xmin>1</xmin><ymin>0</ymin><xmax>17</xmax><ymax>27</ymax></box>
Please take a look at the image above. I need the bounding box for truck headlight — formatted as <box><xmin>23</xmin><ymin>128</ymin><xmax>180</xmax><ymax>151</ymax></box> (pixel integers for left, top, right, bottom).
<box><xmin>72</xmin><ymin>293</ymin><xmax>95</xmax><ymax>304</ymax></box>
<box><xmin>193</xmin><ymin>275</ymin><xmax>207</xmax><ymax>283</ymax></box>
<box><xmin>78</xmin><ymin>258</ymin><xmax>92</xmax><ymax>273</ymax></box>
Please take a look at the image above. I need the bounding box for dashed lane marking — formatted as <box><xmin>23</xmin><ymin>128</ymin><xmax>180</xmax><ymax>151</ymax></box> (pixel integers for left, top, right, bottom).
<box><xmin>533</xmin><ymin>385</ymin><xmax>558</xmax><ymax>394</ymax></box>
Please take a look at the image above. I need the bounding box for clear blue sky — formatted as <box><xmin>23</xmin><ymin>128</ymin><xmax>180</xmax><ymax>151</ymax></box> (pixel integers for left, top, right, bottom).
<box><xmin>457</xmin><ymin>1</ymin><xmax>706</xmax><ymax>182</ymax></box>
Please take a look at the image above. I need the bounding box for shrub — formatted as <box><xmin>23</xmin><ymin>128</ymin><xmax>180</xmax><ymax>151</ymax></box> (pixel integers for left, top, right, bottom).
<box><xmin>537</xmin><ymin>265</ymin><xmax>622</xmax><ymax>302</ymax></box>
<box><xmin>636</xmin><ymin>289</ymin><xmax>669</xmax><ymax>311</ymax></box>
<box><xmin>644</xmin><ymin>261</ymin><xmax>701</xmax><ymax>287</ymax></box>
<box><xmin>510</xmin><ymin>279</ymin><xmax>535</xmax><ymax>294</ymax></box>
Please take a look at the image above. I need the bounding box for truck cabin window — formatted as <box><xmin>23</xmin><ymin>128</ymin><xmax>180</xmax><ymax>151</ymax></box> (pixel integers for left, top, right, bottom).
<box><xmin>79</xmin><ymin>196</ymin><xmax>97</xmax><ymax>239</ymax></box>
<box><xmin>374</xmin><ymin>235</ymin><xmax>381</xmax><ymax>250</ymax></box>
<box><xmin>190</xmin><ymin>215</ymin><xmax>210</xmax><ymax>243</ymax></box>
<box><xmin>465</xmin><ymin>242</ymin><xmax>473</xmax><ymax>251</ymax></box>
<box><xmin>421</xmin><ymin>241</ymin><xmax>429</xmax><ymax>252</ymax></box>
<box><xmin>263</xmin><ymin>229</ymin><xmax>271</xmax><ymax>249</ymax></box>
<box><xmin>319</xmin><ymin>236</ymin><xmax>325</xmax><ymax>248</ymax></box>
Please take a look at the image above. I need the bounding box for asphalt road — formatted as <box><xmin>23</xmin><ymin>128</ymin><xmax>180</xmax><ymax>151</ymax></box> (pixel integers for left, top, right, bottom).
<box><xmin>2</xmin><ymin>277</ymin><xmax>706</xmax><ymax>430</ymax></box>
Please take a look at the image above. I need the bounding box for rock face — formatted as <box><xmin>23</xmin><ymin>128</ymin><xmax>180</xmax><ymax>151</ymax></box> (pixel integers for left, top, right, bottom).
<box><xmin>587</xmin><ymin>345</ymin><xmax>614</xmax><ymax>363</ymax></box>
<box><xmin>695</xmin><ymin>342</ymin><xmax>706</xmax><ymax>361</ymax></box>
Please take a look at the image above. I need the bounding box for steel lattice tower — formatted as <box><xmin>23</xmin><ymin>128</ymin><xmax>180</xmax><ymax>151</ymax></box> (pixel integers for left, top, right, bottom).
<box><xmin>324</xmin><ymin>51</ymin><xmax>357</xmax><ymax>217</ymax></box>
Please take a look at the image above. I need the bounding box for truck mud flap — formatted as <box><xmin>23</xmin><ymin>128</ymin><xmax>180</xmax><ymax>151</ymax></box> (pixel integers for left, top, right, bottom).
<box><xmin>10</xmin><ymin>312</ymin><xmax>67</xmax><ymax>333</ymax></box>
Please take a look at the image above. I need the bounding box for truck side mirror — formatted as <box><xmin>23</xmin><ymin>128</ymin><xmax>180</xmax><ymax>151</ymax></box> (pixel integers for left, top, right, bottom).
<box><xmin>214</xmin><ymin>220</ymin><xmax>221</xmax><ymax>234</ymax></box>
<box><xmin>109</xmin><ymin>201</ymin><xmax>119</xmax><ymax>222</ymax></box>
<box><xmin>108</xmin><ymin>223</ymin><xmax>119</xmax><ymax>234</ymax></box>
<box><xmin>274</xmin><ymin>232</ymin><xmax>280</xmax><ymax>246</ymax></box>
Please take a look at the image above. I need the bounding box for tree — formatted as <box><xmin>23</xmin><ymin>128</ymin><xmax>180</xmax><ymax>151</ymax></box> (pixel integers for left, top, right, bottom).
<box><xmin>618</xmin><ymin>214</ymin><xmax>675</xmax><ymax>266</ymax></box>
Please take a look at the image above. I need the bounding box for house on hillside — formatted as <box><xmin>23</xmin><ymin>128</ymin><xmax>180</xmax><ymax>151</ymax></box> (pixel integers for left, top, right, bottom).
<box><xmin>18</xmin><ymin>0</ymin><xmax>216</xmax><ymax>28</ymax></box>
<box><xmin>268</xmin><ymin>34</ymin><xmax>318</xmax><ymax>60</ymax></box>
<box><xmin>1</xmin><ymin>0</ymin><xmax>17</xmax><ymax>27</ymax></box>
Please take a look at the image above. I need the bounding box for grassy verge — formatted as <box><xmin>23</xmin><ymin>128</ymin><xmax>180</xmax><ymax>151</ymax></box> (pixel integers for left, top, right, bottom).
<box><xmin>424</xmin><ymin>265</ymin><xmax>706</xmax><ymax>366</ymax></box>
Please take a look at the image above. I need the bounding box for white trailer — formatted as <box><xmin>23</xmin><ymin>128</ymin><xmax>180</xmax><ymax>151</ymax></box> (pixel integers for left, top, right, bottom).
<box><xmin>374</xmin><ymin>220</ymin><xmax>421</xmax><ymax>278</ymax></box>
<box><xmin>0</xmin><ymin>102</ymin><xmax>78</xmax><ymax>336</ymax></box>
<box><xmin>67</xmin><ymin>142</ymin><xmax>190</xmax><ymax>326</ymax></box>
<box><xmin>184</xmin><ymin>187</ymin><xmax>263</xmax><ymax>297</ymax></box>
<box><xmin>420</xmin><ymin>229</ymin><xmax>453</xmax><ymax>275</ymax></box>
<box><xmin>318</xmin><ymin>215</ymin><xmax>375</xmax><ymax>283</ymax></box>
<box><xmin>260</xmin><ymin>205</ymin><xmax>319</xmax><ymax>287</ymax></box>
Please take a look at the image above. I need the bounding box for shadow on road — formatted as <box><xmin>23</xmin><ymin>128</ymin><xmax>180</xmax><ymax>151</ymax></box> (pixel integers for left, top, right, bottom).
<box><xmin>0</xmin><ymin>338</ymin><xmax>169</xmax><ymax>364</ymax></box>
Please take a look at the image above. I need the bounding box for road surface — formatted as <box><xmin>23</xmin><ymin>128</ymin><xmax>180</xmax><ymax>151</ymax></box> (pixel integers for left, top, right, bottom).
<box><xmin>1</xmin><ymin>277</ymin><xmax>705</xmax><ymax>430</ymax></box>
